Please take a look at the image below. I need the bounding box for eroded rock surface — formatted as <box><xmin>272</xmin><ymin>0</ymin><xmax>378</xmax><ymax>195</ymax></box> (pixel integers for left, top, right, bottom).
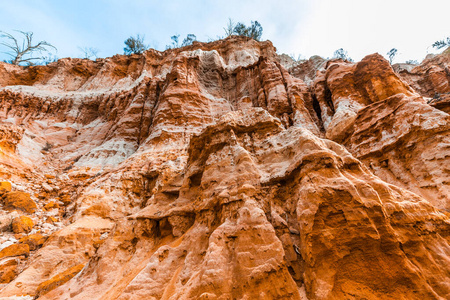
<box><xmin>0</xmin><ymin>36</ymin><xmax>449</xmax><ymax>299</ymax></box>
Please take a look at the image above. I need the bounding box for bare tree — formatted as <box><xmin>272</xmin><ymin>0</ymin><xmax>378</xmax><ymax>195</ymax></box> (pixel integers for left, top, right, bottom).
<box><xmin>0</xmin><ymin>30</ymin><xmax>56</xmax><ymax>65</ymax></box>
<box><xmin>224</xmin><ymin>18</ymin><xmax>236</xmax><ymax>37</ymax></box>
<box><xmin>78</xmin><ymin>46</ymin><xmax>99</xmax><ymax>59</ymax></box>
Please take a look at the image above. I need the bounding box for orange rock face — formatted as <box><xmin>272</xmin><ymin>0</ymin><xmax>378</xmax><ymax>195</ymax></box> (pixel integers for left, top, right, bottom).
<box><xmin>0</xmin><ymin>37</ymin><xmax>449</xmax><ymax>299</ymax></box>
<box><xmin>36</xmin><ymin>264</ymin><xmax>85</xmax><ymax>297</ymax></box>
<box><xmin>313</xmin><ymin>54</ymin><xmax>450</xmax><ymax>211</ymax></box>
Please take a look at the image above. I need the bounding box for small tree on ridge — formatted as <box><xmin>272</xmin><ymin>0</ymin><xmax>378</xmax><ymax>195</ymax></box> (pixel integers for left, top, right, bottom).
<box><xmin>181</xmin><ymin>34</ymin><xmax>197</xmax><ymax>47</ymax></box>
<box><xmin>223</xmin><ymin>20</ymin><xmax>263</xmax><ymax>41</ymax></box>
<box><xmin>333</xmin><ymin>48</ymin><xmax>353</xmax><ymax>62</ymax></box>
<box><xmin>387</xmin><ymin>48</ymin><xmax>398</xmax><ymax>64</ymax></box>
<box><xmin>124</xmin><ymin>35</ymin><xmax>147</xmax><ymax>55</ymax></box>
<box><xmin>432</xmin><ymin>37</ymin><xmax>450</xmax><ymax>50</ymax></box>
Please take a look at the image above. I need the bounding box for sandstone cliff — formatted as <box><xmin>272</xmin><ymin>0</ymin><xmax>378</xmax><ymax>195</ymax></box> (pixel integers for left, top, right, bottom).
<box><xmin>0</xmin><ymin>36</ymin><xmax>449</xmax><ymax>300</ymax></box>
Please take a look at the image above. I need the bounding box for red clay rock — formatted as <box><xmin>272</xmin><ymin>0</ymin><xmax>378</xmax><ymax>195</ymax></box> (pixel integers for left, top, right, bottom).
<box><xmin>313</xmin><ymin>54</ymin><xmax>415</xmax><ymax>142</ymax></box>
<box><xmin>0</xmin><ymin>181</ymin><xmax>11</xmax><ymax>193</ymax></box>
<box><xmin>19</xmin><ymin>233</ymin><xmax>48</xmax><ymax>251</ymax></box>
<box><xmin>1</xmin><ymin>191</ymin><xmax>37</xmax><ymax>213</ymax></box>
<box><xmin>397</xmin><ymin>47</ymin><xmax>450</xmax><ymax>98</ymax></box>
<box><xmin>11</xmin><ymin>215</ymin><xmax>34</xmax><ymax>234</ymax></box>
<box><xmin>45</xmin><ymin>216</ymin><xmax>58</xmax><ymax>224</ymax></box>
<box><xmin>43</xmin><ymin>200</ymin><xmax>59</xmax><ymax>211</ymax></box>
<box><xmin>0</xmin><ymin>124</ymin><xmax>24</xmax><ymax>152</ymax></box>
<box><xmin>0</xmin><ymin>259</ymin><xmax>19</xmax><ymax>284</ymax></box>
<box><xmin>0</xmin><ymin>243</ymin><xmax>29</xmax><ymax>259</ymax></box>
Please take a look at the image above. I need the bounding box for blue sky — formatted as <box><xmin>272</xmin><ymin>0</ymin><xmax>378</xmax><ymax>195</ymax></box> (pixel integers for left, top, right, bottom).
<box><xmin>0</xmin><ymin>0</ymin><xmax>449</xmax><ymax>63</ymax></box>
